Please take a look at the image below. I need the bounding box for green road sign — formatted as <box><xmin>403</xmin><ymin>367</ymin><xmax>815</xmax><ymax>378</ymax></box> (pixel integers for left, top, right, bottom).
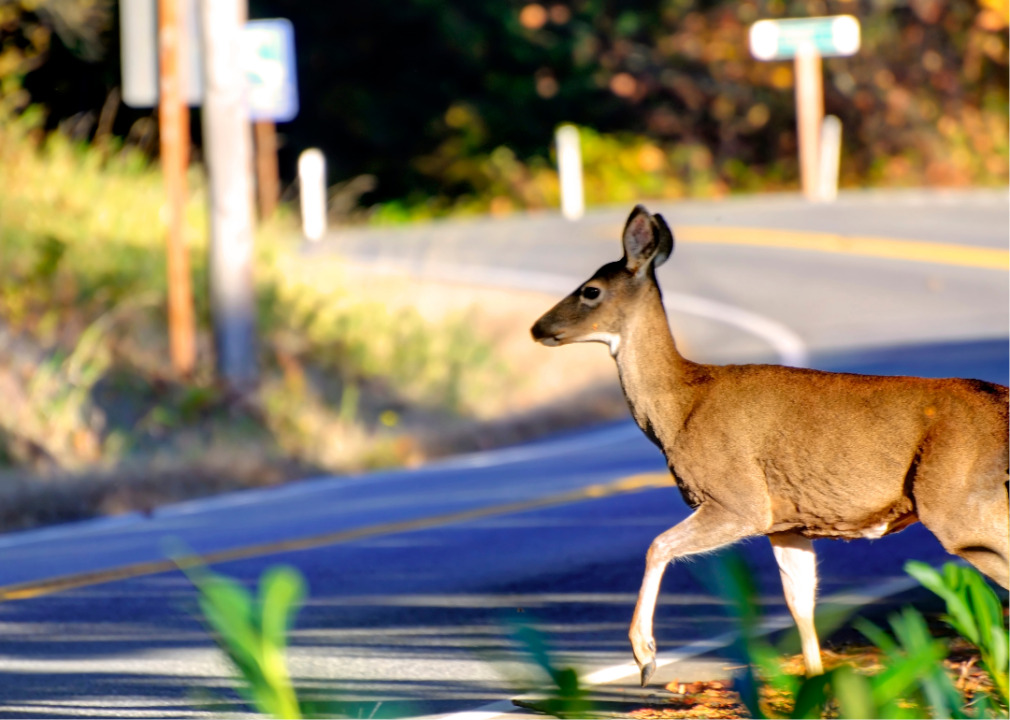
<box><xmin>749</xmin><ymin>15</ymin><xmax>860</xmax><ymax>60</ymax></box>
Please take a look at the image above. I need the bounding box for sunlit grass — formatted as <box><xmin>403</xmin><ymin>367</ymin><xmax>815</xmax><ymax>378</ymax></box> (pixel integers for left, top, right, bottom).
<box><xmin>0</xmin><ymin>107</ymin><xmax>507</xmax><ymax>497</ymax></box>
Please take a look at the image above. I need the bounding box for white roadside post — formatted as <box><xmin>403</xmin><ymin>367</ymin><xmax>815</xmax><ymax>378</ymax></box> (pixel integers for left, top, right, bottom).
<box><xmin>556</xmin><ymin>124</ymin><xmax>584</xmax><ymax>221</ymax></box>
<box><xmin>749</xmin><ymin>15</ymin><xmax>860</xmax><ymax>202</ymax></box>
<box><xmin>298</xmin><ymin>149</ymin><xmax>327</xmax><ymax>241</ymax></box>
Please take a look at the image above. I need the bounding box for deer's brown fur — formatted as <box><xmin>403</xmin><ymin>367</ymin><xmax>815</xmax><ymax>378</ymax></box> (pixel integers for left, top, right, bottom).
<box><xmin>531</xmin><ymin>205</ymin><xmax>1009</xmax><ymax>685</ymax></box>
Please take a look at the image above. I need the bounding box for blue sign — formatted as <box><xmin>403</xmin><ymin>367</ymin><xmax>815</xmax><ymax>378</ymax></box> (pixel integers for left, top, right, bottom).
<box><xmin>243</xmin><ymin>19</ymin><xmax>299</xmax><ymax>122</ymax></box>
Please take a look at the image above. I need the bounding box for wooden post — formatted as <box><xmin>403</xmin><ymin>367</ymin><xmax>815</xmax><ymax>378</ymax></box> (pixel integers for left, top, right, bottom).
<box><xmin>158</xmin><ymin>0</ymin><xmax>196</xmax><ymax>375</ymax></box>
<box><xmin>200</xmin><ymin>0</ymin><xmax>258</xmax><ymax>388</ymax></box>
<box><xmin>254</xmin><ymin>120</ymin><xmax>280</xmax><ymax>221</ymax></box>
<box><xmin>794</xmin><ymin>43</ymin><xmax>824</xmax><ymax>202</ymax></box>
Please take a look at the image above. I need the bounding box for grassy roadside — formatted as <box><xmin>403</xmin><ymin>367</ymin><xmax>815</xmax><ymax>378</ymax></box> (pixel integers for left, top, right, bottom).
<box><xmin>0</xmin><ymin>108</ymin><xmax>632</xmax><ymax>533</ymax></box>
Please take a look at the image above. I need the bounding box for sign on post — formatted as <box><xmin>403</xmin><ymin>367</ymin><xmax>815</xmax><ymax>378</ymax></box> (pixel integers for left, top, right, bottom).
<box><xmin>121</xmin><ymin>1</ymin><xmax>300</xmax><ymax>386</ymax></box>
<box><xmin>242</xmin><ymin>19</ymin><xmax>299</xmax><ymax>122</ymax></box>
<box><xmin>120</xmin><ymin>0</ymin><xmax>299</xmax><ymax>120</ymax></box>
<box><xmin>749</xmin><ymin>16</ymin><xmax>859</xmax><ymax>202</ymax></box>
<box><xmin>121</xmin><ymin>0</ymin><xmax>203</xmax><ymax>107</ymax></box>
<box><xmin>241</xmin><ymin>19</ymin><xmax>298</xmax><ymax>220</ymax></box>
<box><xmin>749</xmin><ymin>16</ymin><xmax>860</xmax><ymax>61</ymax></box>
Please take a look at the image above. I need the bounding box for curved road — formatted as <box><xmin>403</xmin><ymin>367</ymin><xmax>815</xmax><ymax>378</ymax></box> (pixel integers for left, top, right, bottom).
<box><xmin>0</xmin><ymin>189</ymin><xmax>1006</xmax><ymax>718</ymax></box>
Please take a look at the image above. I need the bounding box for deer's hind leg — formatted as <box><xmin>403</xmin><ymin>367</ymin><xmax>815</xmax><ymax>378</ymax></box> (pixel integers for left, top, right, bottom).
<box><xmin>914</xmin><ymin>431</ymin><xmax>1009</xmax><ymax>589</ymax></box>
<box><xmin>769</xmin><ymin>532</ymin><xmax>823</xmax><ymax>676</ymax></box>
<box><xmin>630</xmin><ymin>503</ymin><xmax>762</xmax><ymax>686</ymax></box>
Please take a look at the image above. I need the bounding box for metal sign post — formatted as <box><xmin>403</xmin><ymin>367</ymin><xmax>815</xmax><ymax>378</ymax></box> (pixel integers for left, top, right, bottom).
<box><xmin>244</xmin><ymin>19</ymin><xmax>299</xmax><ymax>222</ymax></box>
<box><xmin>749</xmin><ymin>15</ymin><xmax>860</xmax><ymax>202</ymax></box>
<box><xmin>121</xmin><ymin>3</ymin><xmax>300</xmax><ymax>388</ymax></box>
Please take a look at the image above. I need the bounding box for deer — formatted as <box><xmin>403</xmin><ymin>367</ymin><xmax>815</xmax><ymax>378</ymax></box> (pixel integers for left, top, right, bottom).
<box><xmin>531</xmin><ymin>205</ymin><xmax>1009</xmax><ymax>686</ymax></box>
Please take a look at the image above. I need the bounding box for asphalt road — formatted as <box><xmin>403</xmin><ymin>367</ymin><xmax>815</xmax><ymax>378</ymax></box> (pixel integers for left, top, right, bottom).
<box><xmin>0</xmin><ymin>189</ymin><xmax>1006</xmax><ymax>718</ymax></box>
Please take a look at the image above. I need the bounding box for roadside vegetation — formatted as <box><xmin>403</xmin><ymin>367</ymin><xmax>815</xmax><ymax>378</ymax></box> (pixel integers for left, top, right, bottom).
<box><xmin>0</xmin><ymin>0</ymin><xmax>1007</xmax><ymax>529</ymax></box>
<box><xmin>0</xmin><ymin>107</ymin><xmax>512</xmax><ymax>531</ymax></box>
<box><xmin>182</xmin><ymin>556</ymin><xmax>1008</xmax><ymax>718</ymax></box>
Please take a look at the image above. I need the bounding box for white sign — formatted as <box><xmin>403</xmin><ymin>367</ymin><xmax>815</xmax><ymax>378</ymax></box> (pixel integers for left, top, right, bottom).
<box><xmin>121</xmin><ymin>0</ymin><xmax>299</xmax><ymax>122</ymax></box>
<box><xmin>749</xmin><ymin>16</ymin><xmax>860</xmax><ymax>61</ymax></box>
<box><xmin>120</xmin><ymin>0</ymin><xmax>202</xmax><ymax>106</ymax></box>
<box><xmin>242</xmin><ymin>19</ymin><xmax>299</xmax><ymax>122</ymax></box>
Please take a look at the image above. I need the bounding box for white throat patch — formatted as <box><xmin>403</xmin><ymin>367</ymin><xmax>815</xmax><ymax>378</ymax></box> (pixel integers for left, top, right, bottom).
<box><xmin>576</xmin><ymin>332</ymin><xmax>621</xmax><ymax>357</ymax></box>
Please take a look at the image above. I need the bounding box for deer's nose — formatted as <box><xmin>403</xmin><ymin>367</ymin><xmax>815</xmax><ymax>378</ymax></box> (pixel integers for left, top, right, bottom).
<box><xmin>530</xmin><ymin>318</ymin><xmax>551</xmax><ymax>342</ymax></box>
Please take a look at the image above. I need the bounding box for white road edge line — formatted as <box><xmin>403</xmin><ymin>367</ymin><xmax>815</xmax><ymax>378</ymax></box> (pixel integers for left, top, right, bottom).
<box><xmin>428</xmin><ymin>571</ymin><xmax>923</xmax><ymax>720</ymax></box>
<box><xmin>342</xmin><ymin>259</ymin><xmax>810</xmax><ymax>368</ymax></box>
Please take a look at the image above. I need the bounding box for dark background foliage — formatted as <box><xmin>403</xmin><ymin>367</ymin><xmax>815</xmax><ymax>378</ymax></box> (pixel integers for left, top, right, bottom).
<box><xmin>13</xmin><ymin>0</ymin><xmax>1010</xmax><ymax>205</ymax></box>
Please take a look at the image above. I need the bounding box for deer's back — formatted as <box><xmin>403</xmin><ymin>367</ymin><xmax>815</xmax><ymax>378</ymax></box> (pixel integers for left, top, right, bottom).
<box><xmin>665</xmin><ymin>363</ymin><xmax>1009</xmax><ymax>539</ymax></box>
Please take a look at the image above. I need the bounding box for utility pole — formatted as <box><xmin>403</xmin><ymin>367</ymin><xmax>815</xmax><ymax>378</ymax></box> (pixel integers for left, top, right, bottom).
<box><xmin>158</xmin><ymin>0</ymin><xmax>196</xmax><ymax>375</ymax></box>
<box><xmin>200</xmin><ymin>0</ymin><xmax>258</xmax><ymax>388</ymax></box>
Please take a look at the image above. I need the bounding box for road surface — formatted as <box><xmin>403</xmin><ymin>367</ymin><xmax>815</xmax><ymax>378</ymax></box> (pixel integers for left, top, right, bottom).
<box><xmin>0</xmin><ymin>189</ymin><xmax>1006</xmax><ymax>718</ymax></box>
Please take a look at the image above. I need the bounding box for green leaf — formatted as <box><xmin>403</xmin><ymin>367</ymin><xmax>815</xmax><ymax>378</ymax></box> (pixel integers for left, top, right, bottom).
<box><xmin>260</xmin><ymin>566</ymin><xmax>306</xmax><ymax>653</ymax></box>
<box><xmin>871</xmin><ymin>641</ymin><xmax>947</xmax><ymax>706</ymax></box>
<box><xmin>514</xmin><ymin>624</ymin><xmax>555</xmax><ymax>679</ymax></box>
<box><xmin>751</xmin><ymin>640</ymin><xmax>799</xmax><ymax>697</ymax></box>
<box><xmin>198</xmin><ymin>576</ymin><xmax>262</xmax><ymax>669</ymax></box>
<box><xmin>906</xmin><ymin>562</ymin><xmax>979</xmax><ymax>646</ymax></box>
<box><xmin>965</xmin><ymin>574</ymin><xmax>997</xmax><ymax>645</ymax></box>
<box><xmin>854</xmin><ymin>617</ymin><xmax>900</xmax><ymax>657</ymax></box>
<box><xmin>790</xmin><ymin>674</ymin><xmax>830</xmax><ymax>719</ymax></box>
<box><xmin>832</xmin><ymin>666</ymin><xmax>878</xmax><ymax>720</ymax></box>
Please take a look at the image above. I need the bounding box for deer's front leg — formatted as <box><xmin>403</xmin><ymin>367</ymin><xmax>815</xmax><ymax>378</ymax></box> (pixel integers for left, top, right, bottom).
<box><xmin>769</xmin><ymin>532</ymin><xmax>823</xmax><ymax>676</ymax></box>
<box><xmin>630</xmin><ymin>504</ymin><xmax>761</xmax><ymax>686</ymax></box>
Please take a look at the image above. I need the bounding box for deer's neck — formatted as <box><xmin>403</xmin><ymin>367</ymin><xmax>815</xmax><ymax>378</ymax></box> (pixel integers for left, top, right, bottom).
<box><xmin>614</xmin><ymin>287</ymin><xmax>695</xmax><ymax>449</ymax></box>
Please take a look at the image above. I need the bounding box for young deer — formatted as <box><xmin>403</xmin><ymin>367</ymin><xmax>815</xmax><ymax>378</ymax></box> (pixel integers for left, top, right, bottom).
<box><xmin>531</xmin><ymin>205</ymin><xmax>1009</xmax><ymax>685</ymax></box>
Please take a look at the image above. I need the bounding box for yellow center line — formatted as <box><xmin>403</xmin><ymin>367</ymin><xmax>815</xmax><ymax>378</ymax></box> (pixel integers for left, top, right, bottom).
<box><xmin>596</xmin><ymin>224</ymin><xmax>1009</xmax><ymax>270</ymax></box>
<box><xmin>0</xmin><ymin>473</ymin><xmax>673</xmax><ymax>603</ymax></box>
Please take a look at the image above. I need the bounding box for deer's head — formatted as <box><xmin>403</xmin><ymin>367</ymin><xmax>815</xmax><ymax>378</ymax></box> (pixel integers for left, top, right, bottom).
<box><xmin>531</xmin><ymin>205</ymin><xmax>674</xmax><ymax>357</ymax></box>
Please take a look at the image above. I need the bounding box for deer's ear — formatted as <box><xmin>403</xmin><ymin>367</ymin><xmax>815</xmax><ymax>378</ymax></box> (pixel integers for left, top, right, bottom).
<box><xmin>651</xmin><ymin>212</ymin><xmax>674</xmax><ymax>268</ymax></box>
<box><xmin>622</xmin><ymin>205</ymin><xmax>673</xmax><ymax>274</ymax></box>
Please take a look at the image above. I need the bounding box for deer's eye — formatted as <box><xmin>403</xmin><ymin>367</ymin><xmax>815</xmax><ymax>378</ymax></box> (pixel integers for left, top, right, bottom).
<box><xmin>582</xmin><ymin>286</ymin><xmax>601</xmax><ymax>300</ymax></box>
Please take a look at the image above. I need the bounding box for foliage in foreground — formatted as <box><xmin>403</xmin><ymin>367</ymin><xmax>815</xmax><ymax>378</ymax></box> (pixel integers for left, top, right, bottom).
<box><xmin>716</xmin><ymin>555</ymin><xmax>1008</xmax><ymax>719</ymax></box>
<box><xmin>180</xmin><ymin>558</ymin><xmax>414</xmax><ymax>719</ymax></box>
<box><xmin>184</xmin><ymin>556</ymin><xmax>1007</xmax><ymax>719</ymax></box>
<box><xmin>182</xmin><ymin>561</ymin><xmax>306</xmax><ymax>719</ymax></box>
<box><xmin>906</xmin><ymin>561</ymin><xmax>1009</xmax><ymax>706</ymax></box>
<box><xmin>513</xmin><ymin>557</ymin><xmax>1008</xmax><ymax>719</ymax></box>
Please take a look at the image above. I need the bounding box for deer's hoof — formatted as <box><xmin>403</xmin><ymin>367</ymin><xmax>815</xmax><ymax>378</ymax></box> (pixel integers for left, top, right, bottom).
<box><xmin>640</xmin><ymin>660</ymin><xmax>656</xmax><ymax>687</ymax></box>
